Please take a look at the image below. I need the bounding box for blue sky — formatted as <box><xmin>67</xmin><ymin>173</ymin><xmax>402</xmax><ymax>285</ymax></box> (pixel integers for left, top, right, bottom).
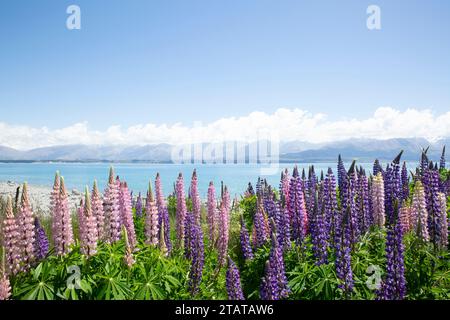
<box><xmin>0</xmin><ymin>0</ymin><xmax>449</xmax><ymax>133</ymax></box>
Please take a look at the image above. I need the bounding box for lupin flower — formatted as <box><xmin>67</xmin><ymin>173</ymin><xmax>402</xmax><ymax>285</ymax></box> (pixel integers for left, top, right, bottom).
<box><xmin>159</xmin><ymin>217</ymin><xmax>168</xmax><ymax>257</ymax></box>
<box><xmin>226</xmin><ymin>257</ymin><xmax>245</xmax><ymax>300</ymax></box>
<box><xmin>53</xmin><ymin>177</ymin><xmax>74</xmax><ymax>256</ymax></box>
<box><xmin>77</xmin><ymin>198</ymin><xmax>85</xmax><ymax>245</ymax></box>
<box><xmin>217</xmin><ymin>200</ymin><xmax>230</xmax><ymax>267</ymax></box>
<box><xmin>384</xmin><ymin>151</ymin><xmax>403</xmax><ymax>225</ymax></box>
<box><xmin>377</xmin><ymin>202</ymin><xmax>406</xmax><ymax>300</ymax></box>
<box><xmin>207</xmin><ymin>181</ymin><xmax>217</xmax><ymax>246</ymax></box>
<box><xmin>81</xmin><ymin>187</ymin><xmax>98</xmax><ymax>257</ymax></box>
<box><xmin>104</xmin><ymin>167</ymin><xmax>121</xmax><ymax>244</ymax></box>
<box><xmin>190</xmin><ymin>170</ymin><xmax>202</xmax><ymax>225</ymax></box>
<box><xmin>437</xmin><ymin>192</ymin><xmax>448</xmax><ymax>248</ymax></box>
<box><xmin>91</xmin><ymin>180</ymin><xmax>105</xmax><ymax>240</ymax></box>
<box><xmin>324</xmin><ymin>168</ymin><xmax>339</xmax><ymax>243</ymax></box>
<box><xmin>33</xmin><ymin>218</ymin><xmax>49</xmax><ymax>261</ymax></box>
<box><xmin>16</xmin><ymin>183</ymin><xmax>36</xmax><ymax>271</ymax></box>
<box><xmin>175</xmin><ymin>173</ymin><xmax>187</xmax><ymax>249</ymax></box>
<box><xmin>423</xmin><ymin>164</ymin><xmax>443</xmax><ymax>245</ymax></box>
<box><xmin>280</xmin><ymin>169</ymin><xmax>290</xmax><ymax>207</ymax></box>
<box><xmin>155</xmin><ymin>173</ymin><xmax>172</xmax><ymax>253</ymax></box>
<box><xmin>399</xmin><ymin>204</ymin><xmax>412</xmax><ymax>234</ymax></box>
<box><xmin>411</xmin><ymin>180</ymin><xmax>429</xmax><ymax>241</ymax></box>
<box><xmin>335</xmin><ymin>207</ymin><xmax>354</xmax><ymax>297</ymax></box>
<box><xmin>337</xmin><ymin>154</ymin><xmax>347</xmax><ymax>193</ymax></box>
<box><xmin>253</xmin><ymin>200</ymin><xmax>269</xmax><ymax>248</ymax></box>
<box><xmin>50</xmin><ymin>171</ymin><xmax>60</xmax><ymax>239</ymax></box>
<box><xmin>222</xmin><ymin>184</ymin><xmax>231</xmax><ymax>213</ymax></box>
<box><xmin>440</xmin><ymin>146</ymin><xmax>446</xmax><ymax>170</ymax></box>
<box><xmin>260</xmin><ymin>230</ymin><xmax>290</xmax><ymax>300</ymax></box>
<box><xmin>119</xmin><ymin>181</ymin><xmax>136</xmax><ymax>249</ymax></box>
<box><xmin>0</xmin><ymin>251</ymin><xmax>11</xmax><ymax>300</ymax></box>
<box><xmin>144</xmin><ymin>182</ymin><xmax>159</xmax><ymax>246</ymax></box>
<box><xmin>372</xmin><ymin>173</ymin><xmax>386</xmax><ymax>227</ymax></box>
<box><xmin>122</xmin><ymin>226</ymin><xmax>135</xmax><ymax>268</ymax></box>
<box><xmin>356</xmin><ymin>168</ymin><xmax>372</xmax><ymax>233</ymax></box>
<box><xmin>3</xmin><ymin>196</ymin><xmax>21</xmax><ymax>275</ymax></box>
<box><xmin>135</xmin><ymin>192</ymin><xmax>143</xmax><ymax>217</ymax></box>
<box><xmin>401</xmin><ymin>162</ymin><xmax>409</xmax><ymax>201</ymax></box>
<box><xmin>188</xmin><ymin>220</ymin><xmax>205</xmax><ymax>295</ymax></box>
<box><xmin>288</xmin><ymin>166</ymin><xmax>308</xmax><ymax>244</ymax></box>
<box><xmin>311</xmin><ymin>191</ymin><xmax>328</xmax><ymax>265</ymax></box>
<box><xmin>373</xmin><ymin>159</ymin><xmax>383</xmax><ymax>177</ymax></box>
<box><xmin>239</xmin><ymin>215</ymin><xmax>254</xmax><ymax>261</ymax></box>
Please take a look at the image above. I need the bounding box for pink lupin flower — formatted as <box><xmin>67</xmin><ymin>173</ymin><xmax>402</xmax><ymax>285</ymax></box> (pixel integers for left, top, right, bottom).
<box><xmin>175</xmin><ymin>173</ymin><xmax>187</xmax><ymax>248</ymax></box>
<box><xmin>155</xmin><ymin>173</ymin><xmax>172</xmax><ymax>253</ymax></box>
<box><xmin>104</xmin><ymin>167</ymin><xmax>121</xmax><ymax>244</ymax></box>
<box><xmin>77</xmin><ymin>198</ymin><xmax>85</xmax><ymax>245</ymax></box>
<box><xmin>80</xmin><ymin>187</ymin><xmax>98</xmax><ymax>257</ymax></box>
<box><xmin>438</xmin><ymin>192</ymin><xmax>448</xmax><ymax>248</ymax></box>
<box><xmin>50</xmin><ymin>171</ymin><xmax>61</xmax><ymax>241</ymax></box>
<box><xmin>190</xmin><ymin>170</ymin><xmax>202</xmax><ymax>225</ymax></box>
<box><xmin>2</xmin><ymin>196</ymin><xmax>21</xmax><ymax>275</ymax></box>
<box><xmin>411</xmin><ymin>180</ymin><xmax>429</xmax><ymax>242</ymax></box>
<box><xmin>0</xmin><ymin>251</ymin><xmax>11</xmax><ymax>300</ymax></box>
<box><xmin>119</xmin><ymin>181</ymin><xmax>136</xmax><ymax>249</ymax></box>
<box><xmin>16</xmin><ymin>183</ymin><xmax>35</xmax><ymax>271</ymax></box>
<box><xmin>371</xmin><ymin>173</ymin><xmax>386</xmax><ymax>227</ymax></box>
<box><xmin>56</xmin><ymin>177</ymin><xmax>74</xmax><ymax>255</ymax></box>
<box><xmin>91</xmin><ymin>180</ymin><xmax>105</xmax><ymax>240</ymax></box>
<box><xmin>399</xmin><ymin>204</ymin><xmax>412</xmax><ymax>233</ymax></box>
<box><xmin>217</xmin><ymin>198</ymin><xmax>230</xmax><ymax>267</ymax></box>
<box><xmin>159</xmin><ymin>218</ymin><xmax>168</xmax><ymax>257</ymax></box>
<box><xmin>144</xmin><ymin>182</ymin><xmax>159</xmax><ymax>246</ymax></box>
<box><xmin>207</xmin><ymin>181</ymin><xmax>217</xmax><ymax>246</ymax></box>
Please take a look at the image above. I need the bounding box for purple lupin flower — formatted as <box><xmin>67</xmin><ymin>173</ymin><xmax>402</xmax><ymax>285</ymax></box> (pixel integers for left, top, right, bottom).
<box><xmin>401</xmin><ymin>162</ymin><xmax>409</xmax><ymax>202</ymax></box>
<box><xmin>335</xmin><ymin>207</ymin><xmax>354</xmax><ymax>297</ymax></box>
<box><xmin>440</xmin><ymin>146</ymin><xmax>446</xmax><ymax>170</ymax></box>
<box><xmin>279</xmin><ymin>169</ymin><xmax>290</xmax><ymax>208</ymax></box>
<box><xmin>377</xmin><ymin>201</ymin><xmax>406</xmax><ymax>300</ymax></box>
<box><xmin>384</xmin><ymin>151</ymin><xmax>403</xmax><ymax>225</ymax></box>
<box><xmin>135</xmin><ymin>192</ymin><xmax>143</xmax><ymax>217</ymax></box>
<box><xmin>345</xmin><ymin>161</ymin><xmax>360</xmax><ymax>243</ymax></box>
<box><xmin>311</xmin><ymin>190</ymin><xmax>328</xmax><ymax>265</ymax></box>
<box><xmin>324</xmin><ymin>168</ymin><xmax>339</xmax><ymax>246</ymax></box>
<box><xmin>190</xmin><ymin>170</ymin><xmax>202</xmax><ymax>225</ymax></box>
<box><xmin>207</xmin><ymin>181</ymin><xmax>217</xmax><ymax>246</ymax></box>
<box><xmin>423</xmin><ymin>163</ymin><xmax>443</xmax><ymax>246</ymax></box>
<box><xmin>253</xmin><ymin>200</ymin><xmax>269</xmax><ymax>248</ymax></box>
<box><xmin>239</xmin><ymin>215</ymin><xmax>254</xmax><ymax>261</ymax></box>
<box><xmin>288</xmin><ymin>166</ymin><xmax>308</xmax><ymax>244</ymax></box>
<box><xmin>260</xmin><ymin>230</ymin><xmax>290</xmax><ymax>300</ymax></box>
<box><xmin>33</xmin><ymin>218</ymin><xmax>49</xmax><ymax>261</ymax></box>
<box><xmin>184</xmin><ymin>212</ymin><xmax>194</xmax><ymax>259</ymax></box>
<box><xmin>175</xmin><ymin>173</ymin><xmax>187</xmax><ymax>249</ymax></box>
<box><xmin>306</xmin><ymin>166</ymin><xmax>317</xmax><ymax>226</ymax></box>
<box><xmin>373</xmin><ymin>159</ymin><xmax>383</xmax><ymax>177</ymax></box>
<box><xmin>337</xmin><ymin>154</ymin><xmax>346</xmax><ymax>194</ymax></box>
<box><xmin>188</xmin><ymin>219</ymin><xmax>205</xmax><ymax>295</ymax></box>
<box><xmin>226</xmin><ymin>257</ymin><xmax>245</xmax><ymax>300</ymax></box>
<box><xmin>356</xmin><ymin>167</ymin><xmax>372</xmax><ymax>234</ymax></box>
<box><xmin>91</xmin><ymin>180</ymin><xmax>105</xmax><ymax>241</ymax></box>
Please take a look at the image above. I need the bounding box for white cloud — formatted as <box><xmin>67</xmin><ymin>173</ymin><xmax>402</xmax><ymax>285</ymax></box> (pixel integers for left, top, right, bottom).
<box><xmin>0</xmin><ymin>107</ymin><xmax>449</xmax><ymax>150</ymax></box>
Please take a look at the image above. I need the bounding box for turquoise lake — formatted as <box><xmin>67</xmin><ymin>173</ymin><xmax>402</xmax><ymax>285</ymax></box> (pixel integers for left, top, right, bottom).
<box><xmin>0</xmin><ymin>161</ymin><xmax>418</xmax><ymax>198</ymax></box>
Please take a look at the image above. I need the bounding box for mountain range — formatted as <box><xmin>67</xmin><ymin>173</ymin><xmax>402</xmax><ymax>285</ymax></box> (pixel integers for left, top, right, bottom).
<box><xmin>0</xmin><ymin>138</ymin><xmax>447</xmax><ymax>163</ymax></box>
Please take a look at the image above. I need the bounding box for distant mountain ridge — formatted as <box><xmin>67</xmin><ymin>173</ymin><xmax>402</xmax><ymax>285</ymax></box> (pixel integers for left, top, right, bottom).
<box><xmin>0</xmin><ymin>138</ymin><xmax>447</xmax><ymax>163</ymax></box>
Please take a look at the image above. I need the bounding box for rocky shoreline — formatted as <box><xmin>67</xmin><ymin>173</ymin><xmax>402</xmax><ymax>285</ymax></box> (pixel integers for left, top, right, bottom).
<box><xmin>0</xmin><ymin>181</ymin><xmax>82</xmax><ymax>214</ymax></box>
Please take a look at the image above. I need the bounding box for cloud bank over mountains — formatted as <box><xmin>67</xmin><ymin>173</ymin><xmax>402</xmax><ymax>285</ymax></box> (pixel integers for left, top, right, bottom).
<box><xmin>1</xmin><ymin>107</ymin><xmax>449</xmax><ymax>150</ymax></box>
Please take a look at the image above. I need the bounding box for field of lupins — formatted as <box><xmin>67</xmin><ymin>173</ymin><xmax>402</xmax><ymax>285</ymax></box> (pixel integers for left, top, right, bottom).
<box><xmin>0</xmin><ymin>148</ymin><xmax>449</xmax><ymax>300</ymax></box>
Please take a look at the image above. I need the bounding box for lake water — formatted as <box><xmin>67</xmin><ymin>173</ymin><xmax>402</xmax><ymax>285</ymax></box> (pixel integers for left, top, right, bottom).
<box><xmin>0</xmin><ymin>161</ymin><xmax>418</xmax><ymax>198</ymax></box>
